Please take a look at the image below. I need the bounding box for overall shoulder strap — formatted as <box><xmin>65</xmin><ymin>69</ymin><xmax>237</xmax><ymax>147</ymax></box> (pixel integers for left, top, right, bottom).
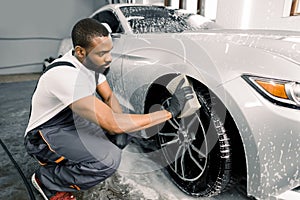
<box><xmin>95</xmin><ymin>72</ymin><xmax>99</xmax><ymax>86</ymax></box>
<box><xmin>43</xmin><ymin>61</ymin><xmax>75</xmax><ymax>74</ymax></box>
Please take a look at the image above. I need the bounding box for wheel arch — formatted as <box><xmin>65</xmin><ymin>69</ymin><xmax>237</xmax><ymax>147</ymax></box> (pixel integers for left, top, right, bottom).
<box><xmin>188</xmin><ymin>76</ymin><xmax>247</xmax><ymax>181</ymax></box>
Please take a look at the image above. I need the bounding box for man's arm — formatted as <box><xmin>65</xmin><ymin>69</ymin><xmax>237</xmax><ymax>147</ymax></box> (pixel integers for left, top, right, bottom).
<box><xmin>96</xmin><ymin>80</ymin><xmax>122</xmax><ymax>113</ymax></box>
<box><xmin>70</xmin><ymin>78</ymin><xmax>193</xmax><ymax>134</ymax></box>
<box><xmin>69</xmin><ymin>95</ymin><xmax>172</xmax><ymax>134</ymax></box>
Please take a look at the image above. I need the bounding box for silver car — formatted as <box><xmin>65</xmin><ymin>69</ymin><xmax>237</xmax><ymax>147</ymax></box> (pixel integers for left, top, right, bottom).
<box><xmin>58</xmin><ymin>4</ymin><xmax>300</xmax><ymax>199</ymax></box>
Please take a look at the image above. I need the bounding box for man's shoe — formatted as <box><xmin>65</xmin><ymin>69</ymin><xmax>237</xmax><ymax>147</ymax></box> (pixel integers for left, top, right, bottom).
<box><xmin>31</xmin><ymin>173</ymin><xmax>76</xmax><ymax>200</ymax></box>
<box><xmin>48</xmin><ymin>192</ymin><xmax>76</xmax><ymax>200</ymax></box>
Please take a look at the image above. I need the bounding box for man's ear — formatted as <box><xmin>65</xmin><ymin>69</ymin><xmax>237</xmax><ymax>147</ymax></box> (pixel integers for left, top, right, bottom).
<box><xmin>74</xmin><ymin>46</ymin><xmax>86</xmax><ymax>60</ymax></box>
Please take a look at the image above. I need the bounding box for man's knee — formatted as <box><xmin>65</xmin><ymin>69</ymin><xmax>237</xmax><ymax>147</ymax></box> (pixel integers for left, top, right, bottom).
<box><xmin>79</xmin><ymin>154</ymin><xmax>121</xmax><ymax>189</ymax></box>
<box><xmin>93</xmin><ymin>148</ymin><xmax>121</xmax><ymax>177</ymax></box>
<box><xmin>92</xmin><ymin>143</ymin><xmax>122</xmax><ymax>170</ymax></box>
<box><xmin>106</xmin><ymin>149</ymin><xmax>122</xmax><ymax>172</ymax></box>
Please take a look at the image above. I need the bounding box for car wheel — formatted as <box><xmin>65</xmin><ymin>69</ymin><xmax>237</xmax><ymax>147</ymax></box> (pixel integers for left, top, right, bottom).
<box><xmin>145</xmin><ymin>84</ymin><xmax>233</xmax><ymax>197</ymax></box>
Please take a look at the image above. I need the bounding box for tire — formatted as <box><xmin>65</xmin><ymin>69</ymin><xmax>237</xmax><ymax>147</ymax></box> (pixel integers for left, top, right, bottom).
<box><xmin>145</xmin><ymin>84</ymin><xmax>233</xmax><ymax>197</ymax></box>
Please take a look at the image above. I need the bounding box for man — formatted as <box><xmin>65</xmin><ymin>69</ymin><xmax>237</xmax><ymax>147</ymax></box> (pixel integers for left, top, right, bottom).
<box><xmin>25</xmin><ymin>18</ymin><xmax>193</xmax><ymax>200</ymax></box>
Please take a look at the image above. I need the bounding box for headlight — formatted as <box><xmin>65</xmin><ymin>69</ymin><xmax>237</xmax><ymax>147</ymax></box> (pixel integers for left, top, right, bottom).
<box><xmin>242</xmin><ymin>75</ymin><xmax>300</xmax><ymax>109</ymax></box>
<box><xmin>286</xmin><ymin>82</ymin><xmax>300</xmax><ymax>105</ymax></box>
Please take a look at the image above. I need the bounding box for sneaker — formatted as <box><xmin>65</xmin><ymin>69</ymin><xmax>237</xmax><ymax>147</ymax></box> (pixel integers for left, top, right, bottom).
<box><xmin>31</xmin><ymin>173</ymin><xmax>76</xmax><ymax>200</ymax></box>
<box><xmin>48</xmin><ymin>192</ymin><xmax>76</xmax><ymax>200</ymax></box>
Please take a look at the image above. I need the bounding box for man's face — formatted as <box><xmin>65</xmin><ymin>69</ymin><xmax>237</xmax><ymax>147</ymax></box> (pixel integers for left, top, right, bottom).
<box><xmin>83</xmin><ymin>36</ymin><xmax>113</xmax><ymax>74</ymax></box>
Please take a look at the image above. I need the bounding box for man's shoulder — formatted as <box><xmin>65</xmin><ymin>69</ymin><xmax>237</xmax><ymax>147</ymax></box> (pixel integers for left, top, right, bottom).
<box><xmin>41</xmin><ymin>64</ymin><xmax>79</xmax><ymax>85</ymax></box>
<box><xmin>45</xmin><ymin>61</ymin><xmax>79</xmax><ymax>73</ymax></box>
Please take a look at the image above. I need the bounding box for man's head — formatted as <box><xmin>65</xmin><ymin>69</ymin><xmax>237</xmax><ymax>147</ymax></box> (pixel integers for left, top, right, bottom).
<box><xmin>72</xmin><ymin>18</ymin><xmax>113</xmax><ymax>74</ymax></box>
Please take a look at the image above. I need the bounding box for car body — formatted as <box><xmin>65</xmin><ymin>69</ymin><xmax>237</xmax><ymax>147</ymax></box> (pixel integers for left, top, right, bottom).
<box><xmin>57</xmin><ymin>4</ymin><xmax>300</xmax><ymax>199</ymax></box>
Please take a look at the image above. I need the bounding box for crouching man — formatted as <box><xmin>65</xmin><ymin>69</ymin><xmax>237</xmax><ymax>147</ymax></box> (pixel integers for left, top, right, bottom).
<box><xmin>24</xmin><ymin>18</ymin><xmax>193</xmax><ymax>200</ymax></box>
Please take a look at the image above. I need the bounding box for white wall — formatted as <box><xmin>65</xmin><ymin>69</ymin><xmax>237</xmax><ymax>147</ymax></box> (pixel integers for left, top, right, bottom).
<box><xmin>94</xmin><ymin>0</ymin><xmax>110</xmax><ymax>10</ymax></box>
<box><xmin>0</xmin><ymin>0</ymin><xmax>108</xmax><ymax>75</ymax></box>
<box><xmin>216</xmin><ymin>0</ymin><xmax>300</xmax><ymax>31</ymax></box>
<box><xmin>204</xmin><ymin>0</ymin><xmax>218</xmax><ymax>20</ymax></box>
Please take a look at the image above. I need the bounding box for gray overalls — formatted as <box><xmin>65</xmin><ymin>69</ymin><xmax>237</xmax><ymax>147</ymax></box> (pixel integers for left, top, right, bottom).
<box><xmin>24</xmin><ymin>62</ymin><xmax>122</xmax><ymax>192</ymax></box>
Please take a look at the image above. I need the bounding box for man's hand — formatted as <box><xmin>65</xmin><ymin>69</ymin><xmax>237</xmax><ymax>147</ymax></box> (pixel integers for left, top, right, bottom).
<box><xmin>165</xmin><ymin>79</ymin><xmax>194</xmax><ymax>118</ymax></box>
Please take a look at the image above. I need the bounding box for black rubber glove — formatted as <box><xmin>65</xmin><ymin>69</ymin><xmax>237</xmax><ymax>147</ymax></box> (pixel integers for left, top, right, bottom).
<box><xmin>165</xmin><ymin>79</ymin><xmax>194</xmax><ymax>118</ymax></box>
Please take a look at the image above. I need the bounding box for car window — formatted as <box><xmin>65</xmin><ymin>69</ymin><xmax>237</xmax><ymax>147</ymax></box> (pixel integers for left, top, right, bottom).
<box><xmin>120</xmin><ymin>6</ymin><xmax>218</xmax><ymax>34</ymax></box>
<box><xmin>92</xmin><ymin>10</ymin><xmax>123</xmax><ymax>34</ymax></box>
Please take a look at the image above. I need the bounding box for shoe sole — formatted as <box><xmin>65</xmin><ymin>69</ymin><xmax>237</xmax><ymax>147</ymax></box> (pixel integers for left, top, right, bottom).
<box><xmin>31</xmin><ymin>173</ymin><xmax>49</xmax><ymax>200</ymax></box>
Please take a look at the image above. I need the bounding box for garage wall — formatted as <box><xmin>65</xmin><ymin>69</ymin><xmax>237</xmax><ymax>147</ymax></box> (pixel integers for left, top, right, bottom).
<box><xmin>0</xmin><ymin>0</ymin><xmax>108</xmax><ymax>75</ymax></box>
<box><xmin>216</xmin><ymin>0</ymin><xmax>300</xmax><ymax>31</ymax></box>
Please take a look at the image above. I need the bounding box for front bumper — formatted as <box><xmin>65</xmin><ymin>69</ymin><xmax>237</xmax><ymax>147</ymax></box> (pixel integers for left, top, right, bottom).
<box><xmin>216</xmin><ymin>76</ymin><xmax>300</xmax><ymax>199</ymax></box>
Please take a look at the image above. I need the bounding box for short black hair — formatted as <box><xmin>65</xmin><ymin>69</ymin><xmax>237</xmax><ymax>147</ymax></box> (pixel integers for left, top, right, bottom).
<box><xmin>71</xmin><ymin>18</ymin><xmax>109</xmax><ymax>48</ymax></box>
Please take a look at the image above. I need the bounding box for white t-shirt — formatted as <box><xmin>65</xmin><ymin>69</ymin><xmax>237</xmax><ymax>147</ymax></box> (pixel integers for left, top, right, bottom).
<box><xmin>25</xmin><ymin>50</ymin><xmax>106</xmax><ymax>135</ymax></box>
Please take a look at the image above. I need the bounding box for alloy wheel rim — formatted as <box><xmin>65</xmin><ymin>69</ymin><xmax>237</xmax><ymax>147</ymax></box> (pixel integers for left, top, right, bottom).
<box><xmin>159</xmin><ymin>98</ymin><xmax>208</xmax><ymax>182</ymax></box>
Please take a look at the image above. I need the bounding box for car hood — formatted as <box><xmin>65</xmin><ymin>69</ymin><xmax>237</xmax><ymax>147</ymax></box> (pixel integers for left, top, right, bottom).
<box><xmin>183</xmin><ymin>29</ymin><xmax>300</xmax><ymax>65</ymax></box>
